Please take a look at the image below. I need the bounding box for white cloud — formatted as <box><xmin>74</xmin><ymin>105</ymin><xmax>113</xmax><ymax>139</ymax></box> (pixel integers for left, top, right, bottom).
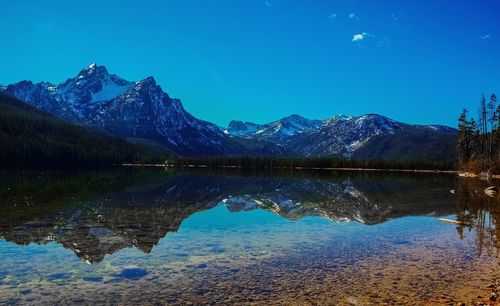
<box><xmin>481</xmin><ymin>34</ymin><xmax>491</xmax><ymax>39</ymax></box>
<box><xmin>328</xmin><ymin>13</ymin><xmax>337</xmax><ymax>21</ymax></box>
<box><xmin>352</xmin><ymin>34</ymin><xmax>364</xmax><ymax>41</ymax></box>
<box><xmin>352</xmin><ymin>32</ymin><xmax>369</xmax><ymax>42</ymax></box>
<box><xmin>349</xmin><ymin>13</ymin><xmax>358</xmax><ymax>20</ymax></box>
<box><xmin>264</xmin><ymin>0</ymin><xmax>273</xmax><ymax>6</ymax></box>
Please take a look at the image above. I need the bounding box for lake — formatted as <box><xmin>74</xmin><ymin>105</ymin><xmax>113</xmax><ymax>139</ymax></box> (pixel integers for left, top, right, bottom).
<box><xmin>0</xmin><ymin>169</ymin><xmax>498</xmax><ymax>305</ymax></box>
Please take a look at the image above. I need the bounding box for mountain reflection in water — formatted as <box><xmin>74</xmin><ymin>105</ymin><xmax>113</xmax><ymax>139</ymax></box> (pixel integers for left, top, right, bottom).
<box><xmin>0</xmin><ymin>169</ymin><xmax>497</xmax><ymax>264</ymax></box>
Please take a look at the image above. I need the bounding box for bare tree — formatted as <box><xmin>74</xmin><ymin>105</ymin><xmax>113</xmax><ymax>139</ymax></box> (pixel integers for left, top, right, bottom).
<box><xmin>479</xmin><ymin>94</ymin><xmax>488</xmax><ymax>156</ymax></box>
<box><xmin>487</xmin><ymin>94</ymin><xmax>497</xmax><ymax>166</ymax></box>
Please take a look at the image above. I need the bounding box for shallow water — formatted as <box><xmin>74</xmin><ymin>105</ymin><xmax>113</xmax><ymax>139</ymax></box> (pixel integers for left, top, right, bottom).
<box><xmin>0</xmin><ymin>169</ymin><xmax>498</xmax><ymax>305</ymax></box>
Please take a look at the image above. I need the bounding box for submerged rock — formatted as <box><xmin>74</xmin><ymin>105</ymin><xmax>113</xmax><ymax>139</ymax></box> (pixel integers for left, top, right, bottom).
<box><xmin>47</xmin><ymin>273</ymin><xmax>70</xmax><ymax>281</ymax></box>
<box><xmin>115</xmin><ymin>268</ymin><xmax>148</xmax><ymax>280</ymax></box>
<box><xmin>83</xmin><ymin>276</ymin><xmax>103</xmax><ymax>282</ymax></box>
<box><xmin>484</xmin><ymin>186</ymin><xmax>498</xmax><ymax>197</ymax></box>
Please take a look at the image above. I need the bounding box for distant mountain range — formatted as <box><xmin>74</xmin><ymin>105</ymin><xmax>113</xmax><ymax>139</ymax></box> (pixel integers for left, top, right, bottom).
<box><xmin>1</xmin><ymin>64</ymin><xmax>457</xmax><ymax>160</ymax></box>
<box><xmin>225</xmin><ymin>114</ymin><xmax>456</xmax><ymax>159</ymax></box>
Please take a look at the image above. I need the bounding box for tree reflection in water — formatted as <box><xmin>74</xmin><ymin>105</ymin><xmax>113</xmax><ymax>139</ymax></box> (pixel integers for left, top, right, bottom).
<box><xmin>456</xmin><ymin>179</ymin><xmax>500</xmax><ymax>257</ymax></box>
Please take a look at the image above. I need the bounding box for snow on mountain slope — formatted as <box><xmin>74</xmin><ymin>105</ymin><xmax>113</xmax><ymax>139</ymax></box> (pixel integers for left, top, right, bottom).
<box><xmin>290</xmin><ymin>114</ymin><xmax>400</xmax><ymax>157</ymax></box>
<box><xmin>54</xmin><ymin>63</ymin><xmax>134</xmax><ymax>118</ymax></box>
<box><xmin>90</xmin><ymin>79</ymin><xmax>132</xmax><ymax>103</ymax></box>
<box><xmin>225</xmin><ymin>114</ymin><xmax>322</xmax><ymax>141</ymax></box>
<box><xmin>224</xmin><ymin>113</ymin><xmax>398</xmax><ymax>155</ymax></box>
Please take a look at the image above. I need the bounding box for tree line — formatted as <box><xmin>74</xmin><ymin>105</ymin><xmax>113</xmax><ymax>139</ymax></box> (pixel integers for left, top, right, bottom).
<box><xmin>457</xmin><ymin>93</ymin><xmax>499</xmax><ymax>173</ymax></box>
<box><xmin>172</xmin><ymin>156</ymin><xmax>456</xmax><ymax>171</ymax></box>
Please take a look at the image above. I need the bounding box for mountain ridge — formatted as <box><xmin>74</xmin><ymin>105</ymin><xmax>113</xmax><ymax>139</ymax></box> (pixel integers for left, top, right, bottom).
<box><xmin>224</xmin><ymin>113</ymin><xmax>456</xmax><ymax>159</ymax></box>
<box><xmin>1</xmin><ymin>63</ymin><xmax>457</xmax><ymax>160</ymax></box>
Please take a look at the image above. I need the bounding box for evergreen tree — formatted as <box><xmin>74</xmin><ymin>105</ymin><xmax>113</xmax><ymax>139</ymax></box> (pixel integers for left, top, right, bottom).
<box><xmin>457</xmin><ymin>109</ymin><xmax>470</xmax><ymax>163</ymax></box>
<box><xmin>467</xmin><ymin>117</ymin><xmax>479</xmax><ymax>160</ymax></box>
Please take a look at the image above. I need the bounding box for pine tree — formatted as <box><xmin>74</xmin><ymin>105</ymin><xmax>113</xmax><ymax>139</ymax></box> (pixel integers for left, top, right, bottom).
<box><xmin>468</xmin><ymin>117</ymin><xmax>479</xmax><ymax>160</ymax></box>
<box><xmin>457</xmin><ymin>109</ymin><xmax>470</xmax><ymax>164</ymax></box>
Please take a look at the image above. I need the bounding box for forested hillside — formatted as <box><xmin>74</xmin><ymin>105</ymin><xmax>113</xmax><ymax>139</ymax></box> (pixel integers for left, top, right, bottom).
<box><xmin>0</xmin><ymin>92</ymin><xmax>168</xmax><ymax>166</ymax></box>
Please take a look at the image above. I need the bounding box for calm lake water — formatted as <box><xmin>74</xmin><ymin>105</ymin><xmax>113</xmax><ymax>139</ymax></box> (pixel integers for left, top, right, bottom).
<box><xmin>0</xmin><ymin>169</ymin><xmax>498</xmax><ymax>305</ymax></box>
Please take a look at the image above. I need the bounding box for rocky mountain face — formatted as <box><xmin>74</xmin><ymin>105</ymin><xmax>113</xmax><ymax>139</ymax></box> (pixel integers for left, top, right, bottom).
<box><xmin>2</xmin><ymin>63</ymin><xmax>457</xmax><ymax>159</ymax></box>
<box><xmin>85</xmin><ymin>76</ymin><xmax>231</xmax><ymax>155</ymax></box>
<box><xmin>4</xmin><ymin>80</ymin><xmax>74</xmax><ymax>120</ymax></box>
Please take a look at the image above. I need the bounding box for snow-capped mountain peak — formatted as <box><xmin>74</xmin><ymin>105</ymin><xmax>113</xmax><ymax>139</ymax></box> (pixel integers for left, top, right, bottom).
<box><xmin>78</xmin><ymin>63</ymin><xmax>104</xmax><ymax>77</ymax></box>
<box><xmin>51</xmin><ymin>64</ymin><xmax>135</xmax><ymax>118</ymax></box>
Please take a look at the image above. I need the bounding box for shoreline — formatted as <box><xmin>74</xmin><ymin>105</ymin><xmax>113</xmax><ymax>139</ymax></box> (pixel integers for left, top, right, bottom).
<box><xmin>122</xmin><ymin>164</ymin><xmax>500</xmax><ymax>179</ymax></box>
<box><xmin>122</xmin><ymin>163</ymin><xmax>458</xmax><ymax>174</ymax></box>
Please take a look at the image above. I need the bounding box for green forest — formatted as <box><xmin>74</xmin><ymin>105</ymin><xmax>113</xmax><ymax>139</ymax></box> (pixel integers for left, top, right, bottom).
<box><xmin>0</xmin><ymin>93</ymin><xmax>168</xmax><ymax>167</ymax></box>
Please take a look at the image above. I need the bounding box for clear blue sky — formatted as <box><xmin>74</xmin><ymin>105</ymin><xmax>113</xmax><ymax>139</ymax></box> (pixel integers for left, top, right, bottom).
<box><xmin>1</xmin><ymin>0</ymin><xmax>499</xmax><ymax>127</ymax></box>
